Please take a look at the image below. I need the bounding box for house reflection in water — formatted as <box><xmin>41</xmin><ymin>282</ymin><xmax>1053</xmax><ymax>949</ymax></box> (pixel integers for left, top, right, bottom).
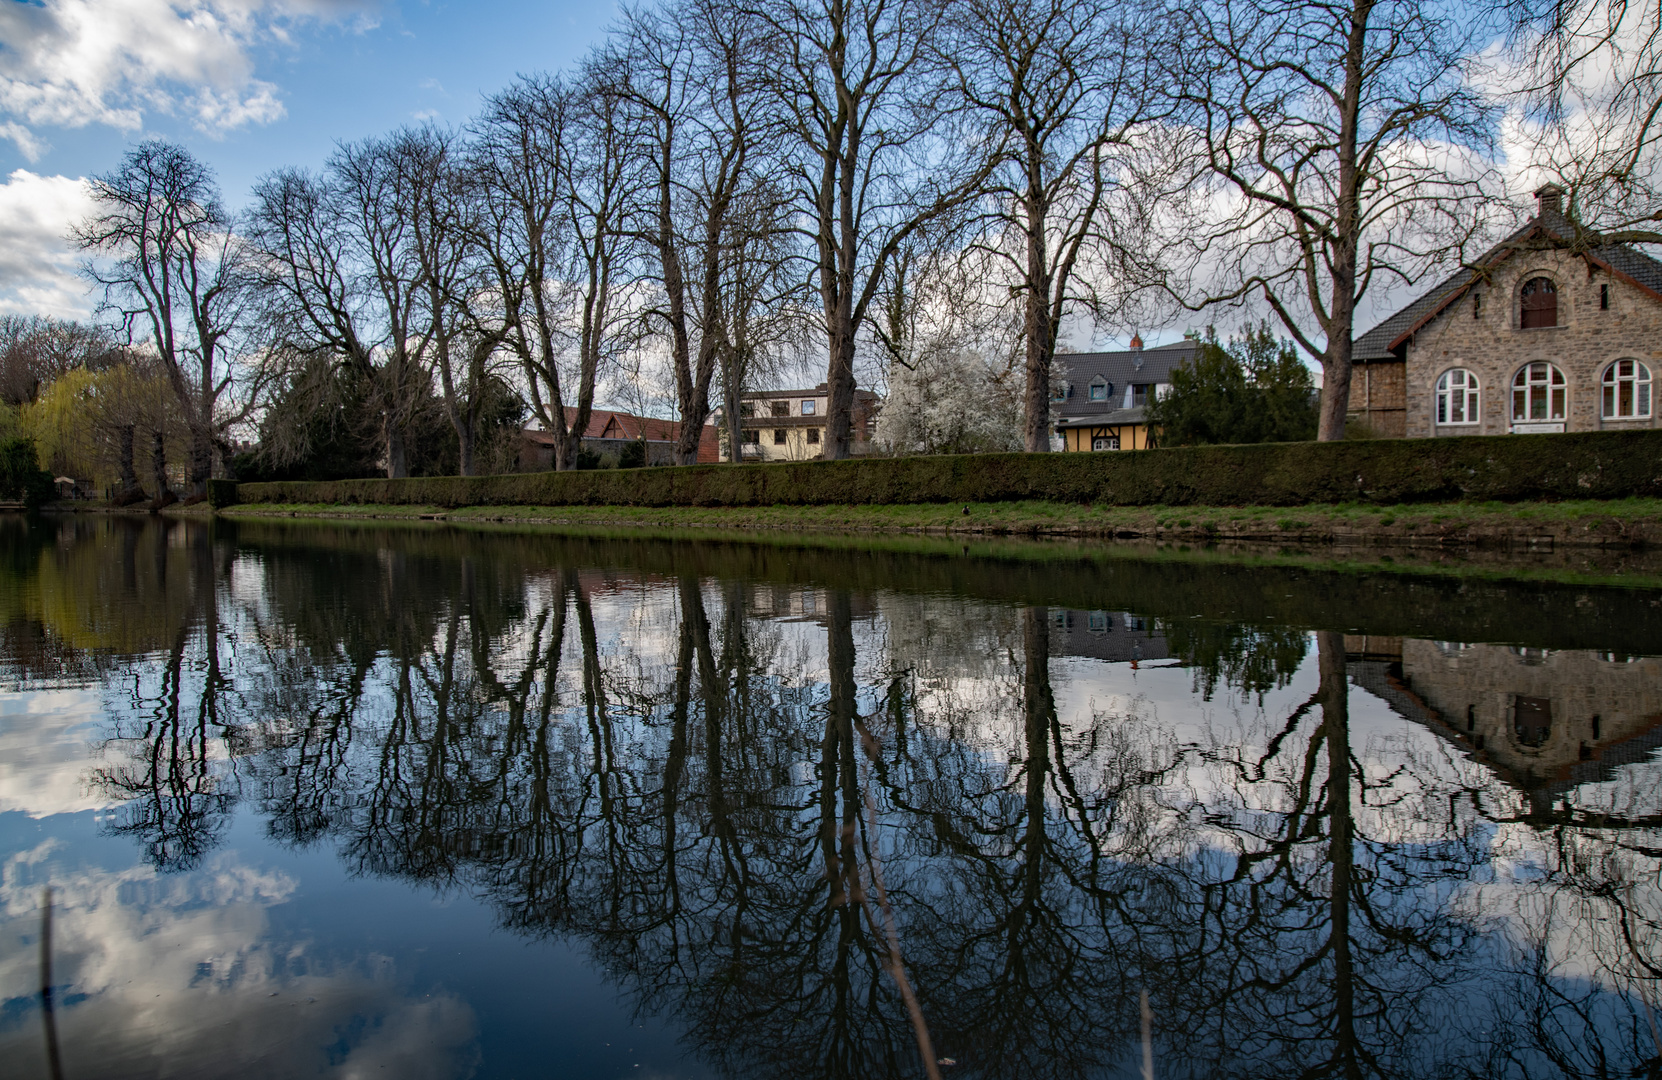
<box><xmin>1347</xmin><ymin>635</ymin><xmax>1662</xmax><ymax>811</ymax></box>
<box><xmin>1050</xmin><ymin>609</ymin><xmax>1169</xmax><ymax>665</ymax></box>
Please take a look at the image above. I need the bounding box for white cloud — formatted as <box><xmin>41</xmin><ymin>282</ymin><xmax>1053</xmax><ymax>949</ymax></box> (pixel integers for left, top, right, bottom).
<box><xmin>0</xmin><ymin>687</ymin><xmax>113</xmax><ymax>816</ymax></box>
<box><xmin>0</xmin><ymin>0</ymin><xmax>378</xmax><ymax>145</ymax></box>
<box><xmin>0</xmin><ymin>845</ymin><xmax>480</xmax><ymax>1078</ymax></box>
<box><xmin>0</xmin><ymin>169</ymin><xmax>96</xmax><ymax>319</ymax></box>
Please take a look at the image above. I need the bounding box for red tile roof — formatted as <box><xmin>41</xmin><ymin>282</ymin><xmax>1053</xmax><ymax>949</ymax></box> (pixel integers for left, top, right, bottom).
<box><xmin>523</xmin><ymin>409</ymin><xmax>721</xmax><ymax>464</ymax></box>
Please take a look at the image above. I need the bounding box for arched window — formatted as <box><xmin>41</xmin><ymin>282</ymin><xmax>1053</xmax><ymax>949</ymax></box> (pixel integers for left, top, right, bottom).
<box><xmin>1435</xmin><ymin>368</ymin><xmax>1480</xmax><ymax>425</ymax></box>
<box><xmin>1602</xmin><ymin>359</ymin><xmax>1653</xmax><ymax>418</ymax></box>
<box><xmin>1521</xmin><ymin>277</ymin><xmax>1558</xmax><ymax>328</ymax></box>
<box><xmin>1512</xmin><ymin>362</ymin><xmax>1567</xmax><ymax>422</ymax></box>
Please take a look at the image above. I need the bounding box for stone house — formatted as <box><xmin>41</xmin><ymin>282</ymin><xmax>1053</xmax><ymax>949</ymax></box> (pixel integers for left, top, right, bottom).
<box><xmin>1352</xmin><ymin>185</ymin><xmax>1662</xmax><ymax>438</ymax></box>
<box><xmin>1052</xmin><ymin>337</ymin><xmax>1197</xmax><ymax>451</ymax></box>
<box><xmin>717</xmin><ymin>384</ymin><xmax>881</xmax><ymax>462</ymax></box>
<box><xmin>1348</xmin><ymin>637</ymin><xmax>1662</xmax><ymax>816</ymax></box>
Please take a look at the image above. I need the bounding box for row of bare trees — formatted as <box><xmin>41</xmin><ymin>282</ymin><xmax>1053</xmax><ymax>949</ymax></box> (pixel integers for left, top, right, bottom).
<box><xmin>60</xmin><ymin>0</ymin><xmax>1659</xmax><ymax>486</ymax></box>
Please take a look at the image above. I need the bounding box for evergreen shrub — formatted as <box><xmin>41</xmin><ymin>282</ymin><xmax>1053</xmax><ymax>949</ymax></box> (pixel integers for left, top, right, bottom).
<box><xmin>229</xmin><ymin>429</ymin><xmax>1662</xmax><ymax>510</ymax></box>
<box><xmin>0</xmin><ymin>438</ymin><xmax>55</xmax><ymax>506</ymax></box>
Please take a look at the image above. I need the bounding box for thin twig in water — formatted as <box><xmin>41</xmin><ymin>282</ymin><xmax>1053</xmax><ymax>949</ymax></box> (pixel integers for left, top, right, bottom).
<box><xmin>1141</xmin><ymin>988</ymin><xmax>1155</xmax><ymax>1080</ymax></box>
<box><xmin>855</xmin><ymin>718</ymin><xmax>943</xmax><ymax>1080</ymax></box>
<box><xmin>41</xmin><ymin>886</ymin><xmax>64</xmax><ymax>1080</ymax></box>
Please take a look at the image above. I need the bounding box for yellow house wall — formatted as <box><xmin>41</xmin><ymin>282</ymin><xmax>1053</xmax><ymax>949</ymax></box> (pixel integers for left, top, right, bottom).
<box><xmin>1062</xmin><ymin>424</ymin><xmax>1153</xmax><ymax>451</ymax></box>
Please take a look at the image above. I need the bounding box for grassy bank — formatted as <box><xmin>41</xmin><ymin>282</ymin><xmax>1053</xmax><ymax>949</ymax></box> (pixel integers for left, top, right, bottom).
<box><xmin>218</xmin><ymin>495</ymin><xmax>1662</xmax><ymax>548</ymax></box>
<box><xmin>213</xmin><ymin>502</ymin><xmax>1662</xmax><ymax>600</ymax></box>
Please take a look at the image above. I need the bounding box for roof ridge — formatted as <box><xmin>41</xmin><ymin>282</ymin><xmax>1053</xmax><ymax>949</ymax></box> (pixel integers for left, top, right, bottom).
<box><xmin>1354</xmin><ymin>211</ymin><xmax>1662</xmax><ymax>360</ymax></box>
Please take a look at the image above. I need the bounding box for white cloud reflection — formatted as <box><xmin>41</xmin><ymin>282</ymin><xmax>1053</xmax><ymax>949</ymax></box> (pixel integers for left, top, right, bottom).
<box><xmin>0</xmin><ymin>842</ymin><xmax>480</xmax><ymax>1079</ymax></box>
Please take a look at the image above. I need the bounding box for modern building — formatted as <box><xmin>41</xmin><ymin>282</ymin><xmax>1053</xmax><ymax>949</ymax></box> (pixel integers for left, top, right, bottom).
<box><xmin>717</xmin><ymin>384</ymin><xmax>881</xmax><ymax>462</ymax></box>
<box><xmin>1051</xmin><ymin>337</ymin><xmax>1197</xmax><ymax>451</ymax></box>
<box><xmin>1351</xmin><ymin>184</ymin><xmax>1662</xmax><ymax>438</ymax></box>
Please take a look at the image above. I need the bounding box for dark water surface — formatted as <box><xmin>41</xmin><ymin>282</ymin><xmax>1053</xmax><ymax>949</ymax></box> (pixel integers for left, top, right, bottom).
<box><xmin>2</xmin><ymin>515</ymin><xmax>1661</xmax><ymax>1079</ymax></box>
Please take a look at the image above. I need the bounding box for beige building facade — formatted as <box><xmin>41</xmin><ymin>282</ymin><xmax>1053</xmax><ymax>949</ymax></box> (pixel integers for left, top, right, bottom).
<box><xmin>719</xmin><ymin>385</ymin><xmax>880</xmax><ymax>462</ymax></box>
<box><xmin>1352</xmin><ymin>186</ymin><xmax>1662</xmax><ymax>440</ymax></box>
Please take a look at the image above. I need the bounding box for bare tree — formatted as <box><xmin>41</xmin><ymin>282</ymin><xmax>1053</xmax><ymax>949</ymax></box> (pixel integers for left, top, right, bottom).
<box><xmin>607</xmin><ymin>0</ymin><xmax>792</xmax><ymax>465</ymax></box>
<box><xmin>471</xmin><ymin>75</ymin><xmax>576</xmax><ymax>466</ymax></box>
<box><xmin>73</xmin><ymin>140</ymin><xmax>250</xmax><ymax>497</ymax></box>
<box><xmin>945</xmin><ymin>0</ymin><xmax>1160</xmax><ymax>451</ymax></box>
<box><xmin>1157</xmin><ymin>0</ymin><xmax>1503</xmax><ymax>440</ymax></box>
<box><xmin>1502</xmin><ymin>0</ymin><xmax>1662</xmax><ymax>244</ymax></box>
<box><xmin>0</xmin><ymin>316</ymin><xmax>121</xmax><ymax>406</ymax></box>
<box><xmin>247</xmin><ymin>135</ymin><xmax>438</xmax><ymax>479</ymax></box>
<box><xmin>752</xmin><ymin>0</ymin><xmax>998</xmax><ymax>459</ymax></box>
<box><xmin>473</xmin><ymin>74</ymin><xmax>642</xmax><ymax>470</ymax></box>
<box><xmin>402</xmin><ymin>128</ymin><xmax>512</xmax><ymax>476</ymax></box>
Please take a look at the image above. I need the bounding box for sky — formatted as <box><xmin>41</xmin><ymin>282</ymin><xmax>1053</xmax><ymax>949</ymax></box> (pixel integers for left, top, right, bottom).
<box><xmin>0</xmin><ymin>0</ymin><xmax>1569</xmax><ymax>358</ymax></box>
<box><xmin>0</xmin><ymin>0</ymin><xmax>624</xmax><ymax>318</ymax></box>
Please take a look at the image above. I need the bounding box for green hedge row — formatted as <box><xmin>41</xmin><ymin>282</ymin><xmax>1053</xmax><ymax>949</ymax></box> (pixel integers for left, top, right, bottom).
<box><xmin>230</xmin><ymin>429</ymin><xmax>1662</xmax><ymax>510</ymax></box>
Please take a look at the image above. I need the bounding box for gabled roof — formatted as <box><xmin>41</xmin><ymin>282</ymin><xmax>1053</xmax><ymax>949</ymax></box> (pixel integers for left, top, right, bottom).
<box><xmin>1053</xmin><ymin>343</ymin><xmax>1197</xmax><ymax>420</ymax></box>
<box><xmin>523</xmin><ymin>408</ymin><xmax>721</xmax><ymax>463</ymax></box>
<box><xmin>737</xmin><ymin>386</ymin><xmax>881</xmax><ymax>403</ymax></box>
<box><xmin>1353</xmin><ymin>207</ymin><xmax>1662</xmax><ymax>361</ymax></box>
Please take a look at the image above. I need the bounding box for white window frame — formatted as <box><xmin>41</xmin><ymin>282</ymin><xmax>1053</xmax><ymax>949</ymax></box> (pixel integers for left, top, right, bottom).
<box><xmin>1511</xmin><ymin>362</ymin><xmax>1567</xmax><ymax>423</ymax></box>
<box><xmin>1092</xmin><ymin>434</ymin><xmax>1120</xmax><ymax>451</ymax></box>
<box><xmin>1602</xmin><ymin>359</ymin><xmax>1653</xmax><ymax>419</ymax></box>
<box><xmin>1435</xmin><ymin>367</ymin><xmax>1480</xmax><ymax>425</ymax></box>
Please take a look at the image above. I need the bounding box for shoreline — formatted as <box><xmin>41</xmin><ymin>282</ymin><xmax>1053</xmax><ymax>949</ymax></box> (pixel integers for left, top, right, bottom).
<box><xmin>208</xmin><ymin>497</ymin><xmax>1662</xmax><ymax>550</ymax></box>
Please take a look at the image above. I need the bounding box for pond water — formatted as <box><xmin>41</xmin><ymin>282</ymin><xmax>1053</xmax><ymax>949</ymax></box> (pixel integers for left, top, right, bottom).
<box><xmin>1</xmin><ymin>515</ymin><xmax>1661</xmax><ymax>1079</ymax></box>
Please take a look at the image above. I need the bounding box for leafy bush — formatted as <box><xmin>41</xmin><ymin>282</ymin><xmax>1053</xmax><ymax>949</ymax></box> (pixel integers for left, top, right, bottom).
<box><xmin>232</xmin><ymin>428</ymin><xmax>1662</xmax><ymax>510</ymax></box>
<box><xmin>1147</xmin><ymin>324</ymin><xmax>1318</xmax><ymax>446</ymax></box>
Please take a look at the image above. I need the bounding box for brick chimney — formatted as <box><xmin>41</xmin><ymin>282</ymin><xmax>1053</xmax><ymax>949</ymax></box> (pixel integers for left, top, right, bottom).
<box><xmin>1535</xmin><ymin>183</ymin><xmax>1565</xmax><ymax>217</ymax></box>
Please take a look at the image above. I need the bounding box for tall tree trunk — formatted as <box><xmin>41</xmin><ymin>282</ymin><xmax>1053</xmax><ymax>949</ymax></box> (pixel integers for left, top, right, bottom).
<box><xmin>721</xmin><ymin>346</ymin><xmax>745</xmax><ymax>463</ymax></box>
<box><xmin>823</xmin><ymin>315</ymin><xmax>858</xmax><ymax>460</ymax></box>
<box><xmin>1317</xmin><ymin>629</ymin><xmax>1362</xmax><ymax>1077</ymax></box>
<box><xmin>116</xmin><ymin>424</ymin><xmax>143</xmax><ymax>503</ymax></box>
<box><xmin>149</xmin><ymin>428</ymin><xmax>173</xmax><ymax>508</ymax></box>
<box><xmin>1316</xmin><ymin>0</ymin><xmax>1368</xmax><ymax>442</ymax></box>
<box><xmin>456</xmin><ymin>424</ymin><xmax>476</xmax><ymax>477</ymax></box>
<box><xmin>385</xmin><ymin>421</ymin><xmax>409</xmax><ymax>479</ymax></box>
<box><xmin>1022</xmin><ymin>195</ymin><xmax>1056</xmax><ymax>452</ymax></box>
<box><xmin>187</xmin><ymin>427</ymin><xmax>213</xmax><ymax>499</ymax></box>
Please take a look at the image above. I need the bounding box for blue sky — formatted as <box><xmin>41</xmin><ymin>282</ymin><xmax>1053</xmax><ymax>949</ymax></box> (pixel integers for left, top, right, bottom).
<box><xmin>0</xmin><ymin>0</ymin><xmax>624</xmax><ymax>317</ymax></box>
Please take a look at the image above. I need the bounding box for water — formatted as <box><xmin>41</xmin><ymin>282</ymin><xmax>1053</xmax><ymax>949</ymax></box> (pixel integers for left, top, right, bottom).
<box><xmin>1</xmin><ymin>514</ymin><xmax>1660</xmax><ymax>1079</ymax></box>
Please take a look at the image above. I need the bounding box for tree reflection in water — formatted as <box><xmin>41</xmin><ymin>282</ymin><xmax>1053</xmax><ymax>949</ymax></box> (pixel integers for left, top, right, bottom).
<box><xmin>8</xmin><ymin>516</ymin><xmax>1660</xmax><ymax>1078</ymax></box>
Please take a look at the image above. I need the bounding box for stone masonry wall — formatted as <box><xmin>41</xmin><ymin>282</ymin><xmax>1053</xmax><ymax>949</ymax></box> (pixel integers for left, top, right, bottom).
<box><xmin>1398</xmin><ymin>640</ymin><xmax>1662</xmax><ymax>788</ymax></box>
<box><xmin>1402</xmin><ymin>249</ymin><xmax>1662</xmax><ymax>438</ymax></box>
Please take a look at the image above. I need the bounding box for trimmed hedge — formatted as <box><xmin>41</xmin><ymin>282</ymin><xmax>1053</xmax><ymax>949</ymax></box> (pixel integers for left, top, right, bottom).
<box><xmin>232</xmin><ymin>429</ymin><xmax>1662</xmax><ymax>510</ymax></box>
<box><xmin>208</xmin><ymin>478</ymin><xmax>239</xmax><ymax>508</ymax></box>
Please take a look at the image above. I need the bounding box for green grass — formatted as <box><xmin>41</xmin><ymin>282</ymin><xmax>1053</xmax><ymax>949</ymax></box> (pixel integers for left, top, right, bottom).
<box><xmin>212</xmin><ymin>501</ymin><xmax>1662</xmax><ymax>592</ymax></box>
